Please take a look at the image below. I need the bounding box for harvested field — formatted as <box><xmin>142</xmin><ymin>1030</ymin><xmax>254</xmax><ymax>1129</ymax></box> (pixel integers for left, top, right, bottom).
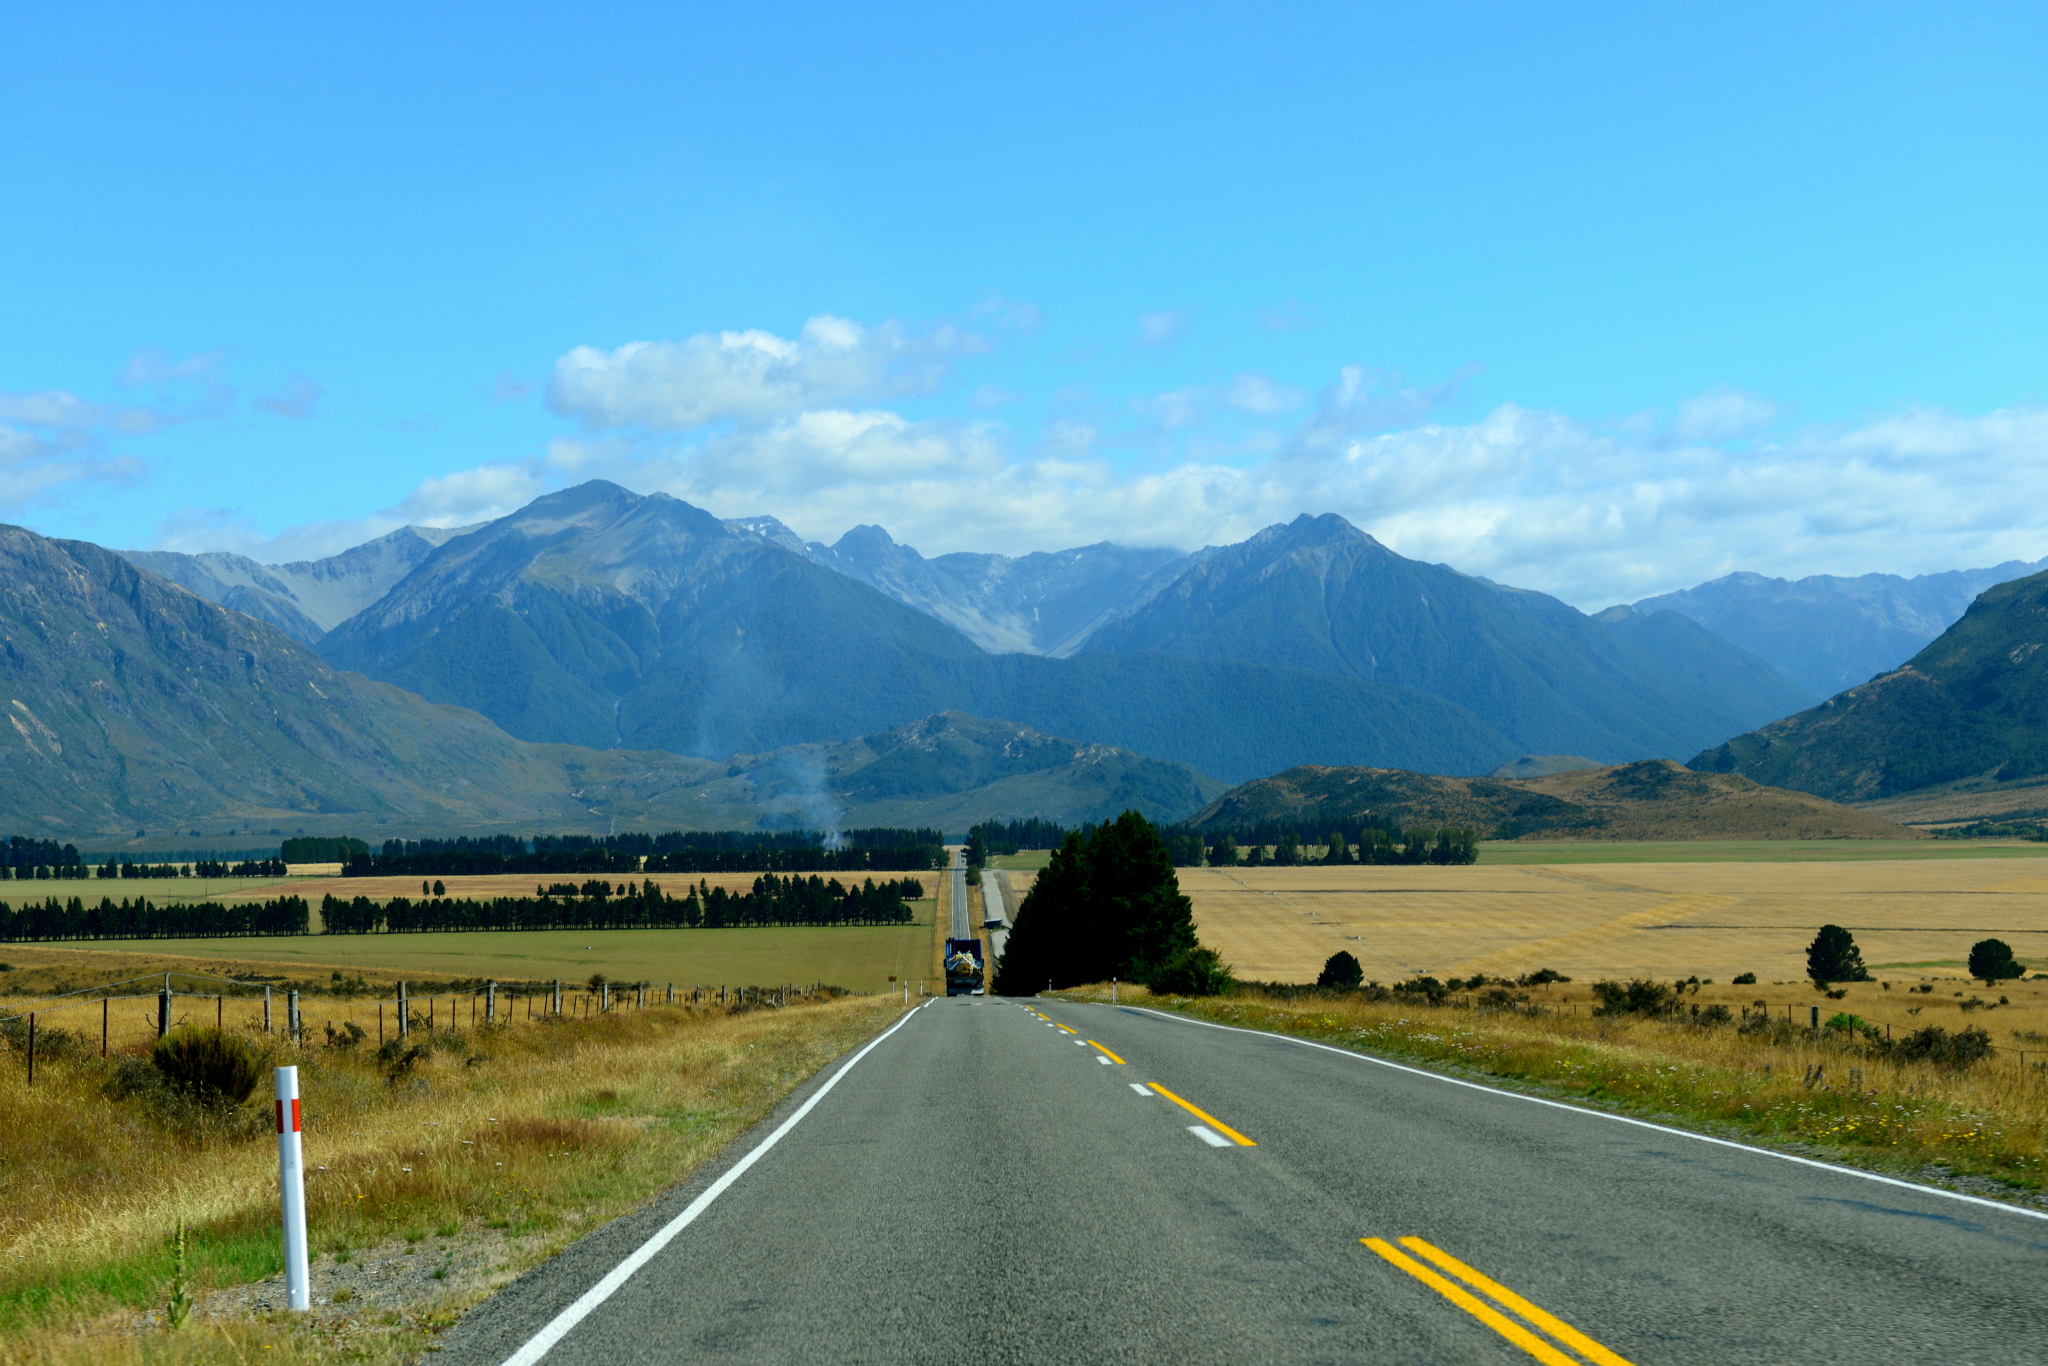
<box><xmin>1182</xmin><ymin>859</ymin><xmax>2048</xmax><ymax>988</ymax></box>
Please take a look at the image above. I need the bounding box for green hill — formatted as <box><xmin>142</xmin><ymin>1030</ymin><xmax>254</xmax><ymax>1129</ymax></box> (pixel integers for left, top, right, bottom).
<box><xmin>1692</xmin><ymin>566</ymin><xmax>2048</xmax><ymax>802</ymax></box>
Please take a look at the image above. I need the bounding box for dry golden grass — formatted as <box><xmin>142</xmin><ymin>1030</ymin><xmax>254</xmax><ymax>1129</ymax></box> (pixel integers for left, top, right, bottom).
<box><xmin>1053</xmin><ymin>980</ymin><xmax>2048</xmax><ymax>1199</ymax></box>
<box><xmin>1182</xmin><ymin>860</ymin><xmax>2048</xmax><ymax>986</ymax></box>
<box><xmin>0</xmin><ymin>985</ymin><xmax>904</xmax><ymax>1365</ymax></box>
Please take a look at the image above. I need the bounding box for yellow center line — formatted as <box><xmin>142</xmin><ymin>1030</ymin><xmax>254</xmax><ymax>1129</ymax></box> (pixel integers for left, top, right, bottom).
<box><xmin>1055</xmin><ymin>1024</ymin><xmax>1078</xmax><ymax>1034</ymax></box>
<box><xmin>1088</xmin><ymin>1041</ymin><xmax>1126</xmax><ymax>1064</ymax></box>
<box><xmin>1363</xmin><ymin>1240</ymin><xmax>1581</xmax><ymax>1366</ymax></box>
<box><xmin>1145</xmin><ymin>1082</ymin><xmax>1256</xmax><ymax>1146</ymax></box>
<box><xmin>1399</xmin><ymin>1238</ymin><xmax>1636</xmax><ymax>1366</ymax></box>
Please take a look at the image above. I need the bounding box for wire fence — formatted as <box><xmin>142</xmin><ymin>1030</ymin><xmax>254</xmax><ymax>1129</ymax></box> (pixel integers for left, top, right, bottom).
<box><xmin>0</xmin><ymin>972</ymin><xmax>831</xmax><ymax>1084</ymax></box>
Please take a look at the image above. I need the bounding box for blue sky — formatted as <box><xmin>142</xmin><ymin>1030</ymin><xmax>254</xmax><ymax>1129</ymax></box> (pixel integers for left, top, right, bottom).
<box><xmin>3</xmin><ymin>1</ymin><xmax>2043</xmax><ymax>607</ymax></box>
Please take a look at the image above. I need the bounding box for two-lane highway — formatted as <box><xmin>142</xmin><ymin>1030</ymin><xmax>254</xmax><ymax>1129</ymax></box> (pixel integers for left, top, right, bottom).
<box><xmin>441</xmin><ymin>997</ymin><xmax>2048</xmax><ymax>1365</ymax></box>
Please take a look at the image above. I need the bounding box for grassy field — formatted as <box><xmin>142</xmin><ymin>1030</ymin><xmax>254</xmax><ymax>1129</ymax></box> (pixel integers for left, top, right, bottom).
<box><xmin>1179</xmin><ymin>859</ymin><xmax>2048</xmax><ymax>987</ymax></box>
<box><xmin>0</xmin><ymin>978</ymin><xmax>904</xmax><ymax>1366</ymax></box>
<box><xmin>0</xmin><ymin>901</ymin><xmax>937</xmax><ymax>1005</ymax></box>
<box><xmin>1052</xmin><ymin>979</ymin><xmax>2048</xmax><ymax>1204</ymax></box>
<box><xmin>986</xmin><ymin>851</ymin><xmax>1054</xmax><ymax>871</ymax></box>
<box><xmin>1479</xmin><ymin>838</ymin><xmax>2048</xmax><ymax>864</ymax></box>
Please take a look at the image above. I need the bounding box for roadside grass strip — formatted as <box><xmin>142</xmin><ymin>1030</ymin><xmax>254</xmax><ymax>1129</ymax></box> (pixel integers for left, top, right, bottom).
<box><xmin>1145</xmin><ymin>1082</ymin><xmax>1256</xmax><ymax>1146</ymax></box>
<box><xmin>1364</xmin><ymin>1237</ymin><xmax>1635</xmax><ymax>1366</ymax></box>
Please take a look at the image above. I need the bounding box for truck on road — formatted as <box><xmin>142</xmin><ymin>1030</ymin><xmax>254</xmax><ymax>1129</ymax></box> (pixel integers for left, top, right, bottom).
<box><xmin>944</xmin><ymin>937</ymin><xmax>985</xmax><ymax>996</ymax></box>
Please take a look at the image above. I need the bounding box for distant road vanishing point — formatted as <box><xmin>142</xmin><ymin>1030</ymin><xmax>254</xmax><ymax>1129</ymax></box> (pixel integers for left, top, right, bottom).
<box><xmin>437</xmin><ymin>997</ymin><xmax>2048</xmax><ymax>1365</ymax></box>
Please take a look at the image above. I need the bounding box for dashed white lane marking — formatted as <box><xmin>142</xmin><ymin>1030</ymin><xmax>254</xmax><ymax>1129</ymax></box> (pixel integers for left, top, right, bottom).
<box><xmin>1130</xmin><ymin>1084</ymin><xmax>1153</xmax><ymax>1096</ymax></box>
<box><xmin>1188</xmin><ymin>1126</ymin><xmax>1232</xmax><ymax>1148</ymax></box>
<box><xmin>1097</xmin><ymin>1056</ymin><xmax>1114</xmax><ymax>1065</ymax></box>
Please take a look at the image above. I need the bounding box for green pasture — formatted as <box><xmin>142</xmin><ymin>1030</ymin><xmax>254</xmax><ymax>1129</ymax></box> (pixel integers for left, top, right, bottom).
<box><xmin>0</xmin><ymin>875</ymin><xmax>298</xmax><ymax>904</ymax></box>
<box><xmin>17</xmin><ymin>900</ymin><xmax>938</xmax><ymax>994</ymax></box>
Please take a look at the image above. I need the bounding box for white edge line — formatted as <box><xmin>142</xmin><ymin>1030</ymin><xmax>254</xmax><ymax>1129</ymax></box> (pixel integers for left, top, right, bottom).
<box><xmin>1122</xmin><ymin>1005</ymin><xmax>2048</xmax><ymax>1225</ymax></box>
<box><xmin>498</xmin><ymin>999</ymin><xmax>934</xmax><ymax>1366</ymax></box>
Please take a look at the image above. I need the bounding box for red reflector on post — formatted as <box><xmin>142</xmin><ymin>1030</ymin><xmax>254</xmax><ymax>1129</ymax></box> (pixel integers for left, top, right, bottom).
<box><xmin>291</xmin><ymin>1098</ymin><xmax>302</xmax><ymax>1132</ymax></box>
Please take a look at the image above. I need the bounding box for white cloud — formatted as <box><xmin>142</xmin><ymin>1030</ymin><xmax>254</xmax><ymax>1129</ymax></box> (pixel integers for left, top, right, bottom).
<box><xmin>183</xmin><ymin>347</ymin><xmax>2048</xmax><ymax>619</ymax></box>
<box><xmin>1225</xmin><ymin>372</ymin><xmax>1305</xmax><ymax>414</ymax></box>
<box><xmin>1136</xmin><ymin>387</ymin><xmax>1205</xmax><ymax>430</ymax></box>
<box><xmin>256</xmin><ymin>375</ymin><xmax>321</xmax><ymax>420</ymax></box>
<box><xmin>1133</xmin><ymin>310</ymin><xmax>1189</xmax><ymax>349</ymax></box>
<box><xmin>1671</xmin><ymin>386</ymin><xmax>1780</xmax><ymax>441</ymax></box>
<box><xmin>154</xmin><ymin>460</ymin><xmax>549</xmax><ymax>562</ymax></box>
<box><xmin>517</xmin><ymin>385</ymin><xmax>2048</xmax><ymax>613</ymax></box>
<box><xmin>547</xmin><ymin>315</ymin><xmax>988</xmax><ymax>432</ymax></box>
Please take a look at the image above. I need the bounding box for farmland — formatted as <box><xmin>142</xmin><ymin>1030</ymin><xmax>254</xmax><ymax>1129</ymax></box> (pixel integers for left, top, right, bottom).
<box><xmin>1177</xmin><ymin>853</ymin><xmax>2048</xmax><ymax>988</ymax></box>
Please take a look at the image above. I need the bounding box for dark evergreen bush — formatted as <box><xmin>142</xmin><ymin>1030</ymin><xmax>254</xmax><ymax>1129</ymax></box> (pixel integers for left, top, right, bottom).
<box><xmin>1316</xmin><ymin>951</ymin><xmax>1364</xmax><ymax>989</ymax></box>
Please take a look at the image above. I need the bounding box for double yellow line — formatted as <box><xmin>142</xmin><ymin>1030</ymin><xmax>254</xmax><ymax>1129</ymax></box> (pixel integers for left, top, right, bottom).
<box><xmin>1147</xmin><ymin>1082</ymin><xmax>1256</xmax><ymax>1146</ymax></box>
<box><xmin>1363</xmin><ymin>1237</ymin><xmax>1634</xmax><ymax>1366</ymax></box>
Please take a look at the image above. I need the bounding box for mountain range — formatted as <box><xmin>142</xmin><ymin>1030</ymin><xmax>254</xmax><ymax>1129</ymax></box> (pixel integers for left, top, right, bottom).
<box><xmin>1635</xmin><ymin>558</ymin><xmax>2048</xmax><ymax>698</ymax></box>
<box><xmin>119</xmin><ymin>525</ymin><xmax>478</xmax><ymax>646</ymax></box>
<box><xmin>311</xmin><ymin>485</ymin><xmax>1811</xmax><ymax>779</ymax></box>
<box><xmin>1692</xmin><ymin>565</ymin><xmax>2048</xmax><ymax>810</ymax></box>
<box><xmin>728</xmin><ymin>515</ymin><xmax>1200</xmax><ymax>656</ymax></box>
<box><xmin>24</xmin><ymin>478</ymin><xmax>2039</xmax><ymax>842</ymax></box>
<box><xmin>0</xmin><ymin>522</ymin><xmax>1222</xmax><ymax>838</ymax></box>
<box><xmin>1088</xmin><ymin>514</ymin><xmax>1814</xmax><ymax>761</ymax></box>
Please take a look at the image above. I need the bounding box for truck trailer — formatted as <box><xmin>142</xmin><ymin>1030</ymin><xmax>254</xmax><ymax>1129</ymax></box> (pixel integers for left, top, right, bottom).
<box><xmin>944</xmin><ymin>938</ymin><xmax>985</xmax><ymax>996</ymax></box>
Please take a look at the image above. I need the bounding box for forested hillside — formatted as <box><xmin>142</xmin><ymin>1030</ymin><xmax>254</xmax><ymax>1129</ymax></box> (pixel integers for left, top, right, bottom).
<box><xmin>1189</xmin><ymin>760</ymin><xmax>1915</xmax><ymax>841</ymax></box>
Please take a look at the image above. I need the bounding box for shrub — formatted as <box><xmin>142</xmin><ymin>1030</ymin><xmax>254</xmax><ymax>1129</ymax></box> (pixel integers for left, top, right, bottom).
<box><xmin>1689</xmin><ymin>1003</ymin><xmax>1734</xmax><ymax>1026</ymax></box>
<box><xmin>152</xmin><ymin>1028</ymin><xmax>262</xmax><ymax>1108</ymax></box>
<box><xmin>1147</xmin><ymin>946</ymin><xmax>1234</xmax><ymax>996</ymax></box>
<box><xmin>1591</xmin><ymin>979</ymin><xmax>1679</xmax><ymax>1017</ymax></box>
<box><xmin>1315</xmin><ymin>951</ymin><xmax>1364</xmax><ymax>989</ymax></box>
<box><xmin>1732</xmin><ymin>972</ymin><xmax>1757</xmax><ymax>985</ymax></box>
<box><xmin>1823</xmin><ymin>1012</ymin><xmax>1883</xmax><ymax>1045</ymax></box>
<box><xmin>1891</xmin><ymin>1025</ymin><xmax>1994</xmax><ymax>1068</ymax></box>
<box><xmin>1516</xmin><ymin>968</ymin><xmax>1570</xmax><ymax>986</ymax></box>
<box><xmin>1393</xmin><ymin>976</ymin><xmax>1448</xmax><ymax>1004</ymax></box>
<box><xmin>1478</xmin><ymin>987</ymin><xmax>1532</xmax><ymax>1012</ymax></box>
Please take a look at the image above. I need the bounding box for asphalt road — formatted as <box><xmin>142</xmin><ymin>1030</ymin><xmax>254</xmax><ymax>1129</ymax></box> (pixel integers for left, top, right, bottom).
<box><xmin>439</xmin><ymin>997</ymin><xmax>2048</xmax><ymax>1365</ymax></box>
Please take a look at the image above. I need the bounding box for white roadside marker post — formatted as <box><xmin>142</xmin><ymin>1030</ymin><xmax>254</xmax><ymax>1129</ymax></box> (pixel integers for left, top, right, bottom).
<box><xmin>274</xmin><ymin>1066</ymin><xmax>311</xmax><ymax>1310</ymax></box>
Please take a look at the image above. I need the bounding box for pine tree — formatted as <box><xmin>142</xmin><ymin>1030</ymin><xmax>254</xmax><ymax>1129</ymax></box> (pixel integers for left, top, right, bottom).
<box><xmin>1806</xmin><ymin>924</ymin><xmax>1872</xmax><ymax>984</ymax></box>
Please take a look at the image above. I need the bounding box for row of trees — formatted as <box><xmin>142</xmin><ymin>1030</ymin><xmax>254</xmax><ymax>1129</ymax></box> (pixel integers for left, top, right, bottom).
<box><xmin>1168</xmin><ymin>826</ymin><xmax>1479</xmax><ymax>867</ymax></box>
<box><xmin>345</xmin><ymin>847</ymin><xmax>645</xmax><ymax>877</ymax></box>
<box><xmin>994</xmin><ymin>812</ymin><xmax>1230</xmax><ymax>995</ymax></box>
<box><xmin>965</xmin><ymin>819</ymin><xmax>1068</xmax><ymax>868</ymax></box>
<box><xmin>320</xmin><ymin>874</ymin><xmax>925</xmax><ymax>933</ymax></box>
<box><xmin>280</xmin><ymin>837</ymin><xmax>369</xmax><ymax>862</ymax></box>
<box><xmin>643</xmin><ymin>845</ymin><xmax>944</xmax><ymax>873</ymax></box>
<box><xmin>0</xmin><ymin>895</ymin><xmax>311</xmax><ymax>941</ymax></box>
<box><xmin>1</xmin><ymin>836</ymin><xmax>85</xmax><ymax>878</ymax></box>
<box><xmin>342</xmin><ymin>828</ymin><xmax>946</xmax><ymax>876</ymax></box>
